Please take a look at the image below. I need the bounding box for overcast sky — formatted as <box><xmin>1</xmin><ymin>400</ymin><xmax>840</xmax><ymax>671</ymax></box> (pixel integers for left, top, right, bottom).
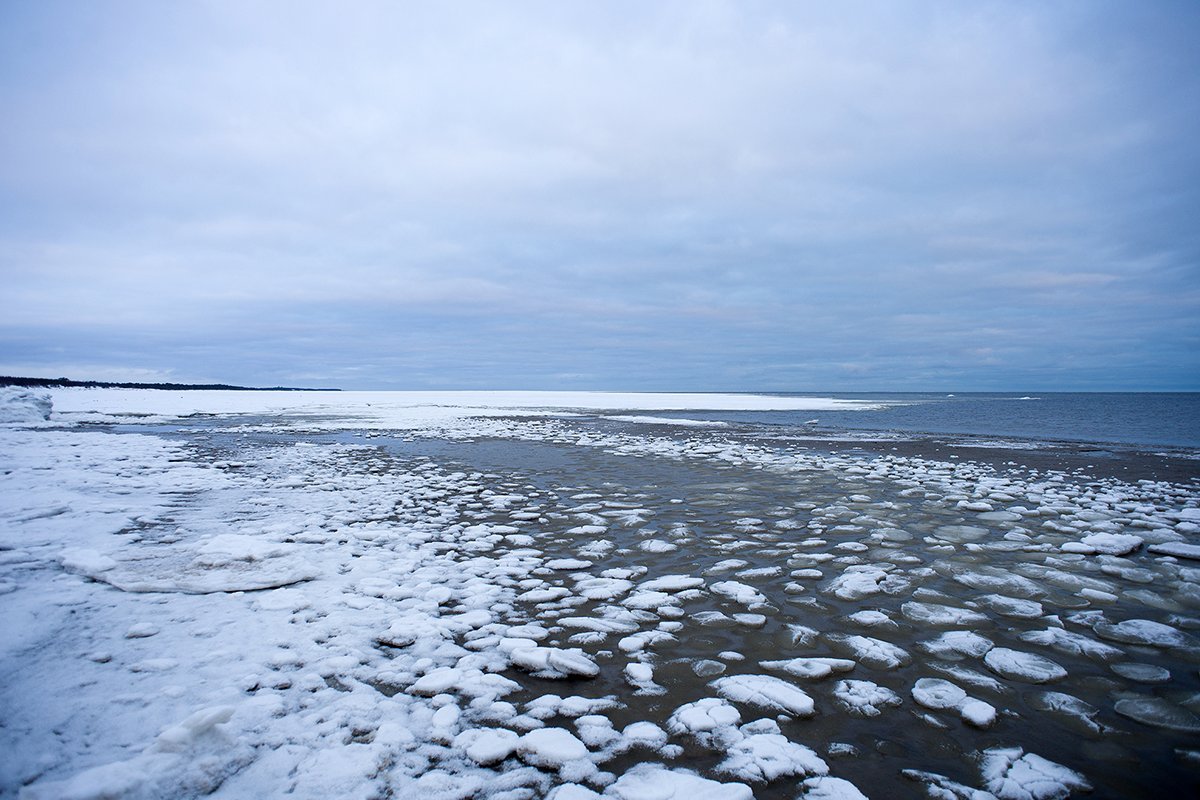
<box><xmin>1</xmin><ymin>1</ymin><xmax>1197</xmax><ymax>390</ymax></box>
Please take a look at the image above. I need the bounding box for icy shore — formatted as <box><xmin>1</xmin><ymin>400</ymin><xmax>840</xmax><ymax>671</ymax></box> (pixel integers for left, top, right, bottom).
<box><xmin>2</xmin><ymin>390</ymin><xmax>1198</xmax><ymax>799</ymax></box>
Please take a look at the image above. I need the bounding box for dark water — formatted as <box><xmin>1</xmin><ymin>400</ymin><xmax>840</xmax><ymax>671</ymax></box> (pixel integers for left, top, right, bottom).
<box><xmin>676</xmin><ymin>393</ymin><xmax>1200</xmax><ymax>451</ymax></box>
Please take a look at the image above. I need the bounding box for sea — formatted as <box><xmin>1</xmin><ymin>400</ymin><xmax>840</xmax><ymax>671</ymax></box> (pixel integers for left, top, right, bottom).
<box><xmin>673</xmin><ymin>392</ymin><xmax>1200</xmax><ymax>453</ymax></box>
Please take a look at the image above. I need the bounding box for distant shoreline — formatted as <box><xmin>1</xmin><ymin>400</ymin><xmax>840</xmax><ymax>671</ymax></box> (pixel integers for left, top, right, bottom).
<box><xmin>0</xmin><ymin>376</ymin><xmax>340</xmax><ymax>392</ymax></box>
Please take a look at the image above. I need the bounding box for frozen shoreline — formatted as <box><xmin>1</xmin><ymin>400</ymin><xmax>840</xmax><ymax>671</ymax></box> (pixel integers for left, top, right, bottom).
<box><xmin>3</xmin><ymin>390</ymin><xmax>1200</xmax><ymax>799</ymax></box>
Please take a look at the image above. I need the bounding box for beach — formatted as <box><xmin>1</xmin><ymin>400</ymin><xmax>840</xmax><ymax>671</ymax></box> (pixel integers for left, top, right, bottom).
<box><xmin>2</xmin><ymin>389</ymin><xmax>1199</xmax><ymax>799</ymax></box>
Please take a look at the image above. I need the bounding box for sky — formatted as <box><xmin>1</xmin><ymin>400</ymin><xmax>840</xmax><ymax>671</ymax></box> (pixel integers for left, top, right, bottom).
<box><xmin>1</xmin><ymin>1</ymin><xmax>1197</xmax><ymax>391</ymax></box>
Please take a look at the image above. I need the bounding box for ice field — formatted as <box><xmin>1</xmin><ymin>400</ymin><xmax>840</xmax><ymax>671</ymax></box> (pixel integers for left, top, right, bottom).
<box><xmin>2</xmin><ymin>388</ymin><xmax>1199</xmax><ymax>799</ymax></box>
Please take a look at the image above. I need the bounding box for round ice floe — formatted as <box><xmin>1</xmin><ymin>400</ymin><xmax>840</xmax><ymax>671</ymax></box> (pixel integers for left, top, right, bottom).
<box><xmin>846</xmin><ymin>610</ymin><xmax>893</xmax><ymax>628</ymax></box>
<box><xmin>710</xmin><ymin>581</ymin><xmax>768</xmax><ymax>607</ymax></box>
<box><xmin>983</xmin><ymin>648</ymin><xmax>1067</xmax><ymax>683</ymax></box>
<box><xmin>1077</xmin><ymin>532</ymin><xmax>1144</xmax><ymax>556</ymax></box>
<box><xmin>547</xmin><ymin>558</ymin><xmax>593</xmax><ymax>570</ymax></box>
<box><xmin>509</xmin><ymin>646</ymin><xmax>599</xmax><ymax>679</ymax></box>
<box><xmin>826</xmin><ymin>634</ymin><xmax>912</xmax><ymax>670</ymax></box>
<box><xmin>517</xmin><ymin>727</ymin><xmax>589</xmax><ymax>767</ymax></box>
<box><xmin>605</xmin><ymin>764</ymin><xmax>753</xmax><ymax>800</ymax></box>
<box><xmin>975</xmin><ymin>594</ymin><xmax>1044</xmax><ymax>619</ymax></box>
<box><xmin>1029</xmin><ymin>692</ymin><xmax>1103</xmax><ymax>735</ymax></box>
<box><xmin>457</xmin><ymin>727</ymin><xmax>520</xmax><ymax>765</ymax></box>
<box><xmin>710</xmin><ymin>675</ymin><xmax>816</xmax><ymax>717</ymax></box>
<box><xmin>798</xmin><ymin>776</ymin><xmax>869</xmax><ymax>800</ymax></box>
<box><xmin>1114</xmin><ymin>698</ymin><xmax>1200</xmax><ymax>732</ymax></box>
<box><xmin>911</xmin><ymin>678</ymin><xmax>967</xmax><ymax>710</ymax></box>
<box><xmin>959</xmin><ymin>699</ymin><xmax>996</xmax><ymax>728</ymax></box>
<box><xmin>1148</xmin><ymin>542</ymin><xmax>1200</xmax><ymax>560</ymax></box>
<box><xmin>833</xmin><ymin>680</ymin><xmax>902</xmax><ymax>717</ymax></box>
<box><xmin>666</xmin><ymin>698</ymin><xmax>743</xmax><ymax>749</ymax></box>
<box><xmin>919</xmin><ymin>631</ymin><xmax>994</xmax><ymax>659</ymax></box>
<box><xmin>639</xmin><ymin>575</ymin><xmax>705</xmax><ymax>592</ymax></box>
<box><xmin>716</xmin><ymin>732</ymin><xmax>828</xmax><ymax>782</ymax></box>
<box><xmin>900</xmin><ymin>601</ymin><xmax>988</xmax><ymax>627</ymax></box>
<box><xmin>980</xmin><ymin>747</ymin><xmax>1092</xmax><ymax>800</ymax></box>
<box><xmin>692</xmin><ymin>659</ymin><xmax>727</xmax><ymax>677</ymax></box>
<box><xmin>1111</xmin><ymin>662</ymin><xmax>1171</xmax><ymax>683</ymax></box>
<box><xmin>951</xmin><ymin>567</ymin><xmax>1044</xmax><ymax>599</ymax></box>
<box><xmin>760</xmin><ymin>657</ymin><xmax>855</xmax><ymax>680</ymax></box>
<box><xmin>1093</xmin><ymin>618</ymin><xmax>1189</xmax><ymax>648</ymax></box>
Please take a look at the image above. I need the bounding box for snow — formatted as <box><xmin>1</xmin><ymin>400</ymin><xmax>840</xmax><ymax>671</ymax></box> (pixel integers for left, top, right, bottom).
<box><xmin>716</xmin><ymin>731</ymin><xmax>828</xmax><ymax>782</ymax></box>
<box><xmin>709</xmin><ymin>675</ymin><xmax>816</xmax><ymax>717</ymax></box>
<box><xmin>709</xmin><ymin>581</ymin><xmax>768</xmax><ymax>607</ymax></box>
<box><xmin>980</xmin><ymin>747</ymin><xmax>1092</xmax><ymax>800</ymax></box>
<box><xmin>5</xmin><ymin>387</ymin><xmax>1199</xmax><ymax>798</ymax></box>
<box><xmin>508</xmin><ymin>646</ymin><xmax>600</xmax><ymax>679</ymax></box>
<box><xmin>910</xmin><ymin>678</ymin><xmax>966</xmax><ymax>710</ymax></box>
<box><xmin>833</xmin><ymin>680</ymin><xmax>902</xmax><ymax>717</ymax></box>
<box><xmin>517</xmin><ymin>727</ymin><xmax>590</xmax><ymax>767</ymax></box>
<box><xmin>983</xmin><ymin>648</ymin><xmax>1068</xmax><ymax>683</ymax></box>
<box><xmin>0</xmin><ymin>388</ymin><xmax>52</xmax><ymax>425</ymax></box>
<box><xmin>667</xmin><ymin>698</ymin><xmax>742</xmax><ymax>743</ymax></box>
<box><xmin>1113</xmin><ymin>698</ymin><xmax>1200</xmax><ymax>732</ymax></box>
<box><xmin>605</xmin><ymin>765</ymin><xmax>753</xmax><ymax>800</ymax></box>
<box><xmin>761</xmin><ymin>657</ymin><xmax>855</xmax><ymax>680</ymax></box>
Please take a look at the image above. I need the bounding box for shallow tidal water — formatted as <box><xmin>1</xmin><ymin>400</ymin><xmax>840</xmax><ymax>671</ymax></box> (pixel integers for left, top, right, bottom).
<box><xmin>105</xmin><ymin>413</ymin><xmax>1200</xmax><ymax>798</ymax></box>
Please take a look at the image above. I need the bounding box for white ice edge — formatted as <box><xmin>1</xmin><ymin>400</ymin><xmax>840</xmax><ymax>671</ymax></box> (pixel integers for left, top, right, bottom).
<box><xmin>47</xmin><ymin>389</ymin><xmax>886</xmax><ymax>427</ymax></box>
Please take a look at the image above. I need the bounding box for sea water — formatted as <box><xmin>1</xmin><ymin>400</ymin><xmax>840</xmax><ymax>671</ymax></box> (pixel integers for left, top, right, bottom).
<box><xmin>683</xmin><ymin>393</ymin><xmax>1200</xmax><ymax>451</ymax></box>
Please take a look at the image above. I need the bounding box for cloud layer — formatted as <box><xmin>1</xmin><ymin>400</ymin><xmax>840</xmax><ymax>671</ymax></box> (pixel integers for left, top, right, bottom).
<box><xmin>1</xmin><ymin>1</ymin><xmax>1197</xmax><ymax>389</ymax></box>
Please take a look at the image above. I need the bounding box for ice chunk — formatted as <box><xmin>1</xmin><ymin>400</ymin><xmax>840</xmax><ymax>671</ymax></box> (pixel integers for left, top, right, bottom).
<box><xmin>458</xmin><ymin>727</ymin><xmax>520</xmax><ymax>765</ymax></box>
<box><xmin>760</xmin><ymin>657</ymin><xmax>855</xmax><ymax>680</ymax></box>
<box><xmin>60</xmin><ymin>548</ymin><xmax>118</xmax><ymax>577</ymax></box>
<box><xmin>980</xmin><ymin>747</ymin><xmax>1092</xmax><ymax>800</ymax></box>
<box><xmin>901</xmin><ymin>601</ymin><xmax>988</xmax><ymax>627</ymax></box>
<box><xmin>975</xmin><ymin>594</ymin><xmax>1044</xmax><ymax>619</ymax></box>
<box><xmin>640</xmin><ymin>575</ymin><xmax>705</xmax><ymax>592</ymax></box>
<box><xmin>606</xmin><ymin>764</ymin><xmax>753</xmax><ymax>800</ymax></box>
<box><xmin>1029</xmin><ymin>692</ymin><xmax>1104</xmax><ymax>735</ymax></box>
<box><xmin>1074</xmin><ymin>532</ymin><xmax>1143</xmax><ymax>556</ymax></box>
<box><xmin>710</xmin><ymin>581</ymin><xmax>768</xmax><ymax>607</ymax></box>
<box><xmin>547</xmin><ymin>558</ymin><xmax>594</xmax><ymax>570</ymax></box>
<box><xmin>902</xmin><ymin>769</ymin><xmax>995</xmax><ymax>800</ymax></box>
<box><xmin>983</xmin><ymin>648</ymin><xmax>1067</xmax><ymax>683</ymax></box>
<box><xmin>1018</xmin><ymin>627</ymin><xmax>1122</xmax><ymax>661</ymax></box>
<box><xmin>833</xmin><ymin>680</ymin><xmax>902</xmax><ymax>717</ymax></box>
<box><xmin>517</xmin><ymin>727</ymin><xmax>589</xmax><ymax>767</ymax></box>
<box><xmin>667</xmin><ymin>698</ymin><xmax>742</xmax><ymax>744</ymax></box>
<box><xmin>0</xmin><ymin>388</ymin><xmax>52</xmax><ymax>423</ymax></box>
<box><xmin>959</xmin><ymin>699</ymin><xmax>997</xmax><ymax>728</ymax></box>
<box><xmin>1092</xmin><ymin>618</ymin><xmax>1189</xmax><ymax>648</ymax></box>
<box><xmin>509</xmin><ymin>646</ymin><xmax>599</xmax><ymax>679</ymax></box>
<box><xmin>1114</xmin><ymin>698</ymin><xmax>1200</xmax><ymax>732</ymax></box>
<box><xmin>549</xmin><ymin>785</ymin><xmax>603</xmax><ymax>800</ymax></box>
<box><xmin>911</xmin><ymin>678</ymin><xmax>967</xmax><ymax>710</ymax></box>
<box><xmin>153</xmin><ymin>705</ymin><xmax>235</xmax><ymax>752</ymax></box>
<box><xmin>717</xmin><ymin>732</ymin><xmax>828</xmax><ymax>782</ymax></box>
<box><xmin>798</xmin><ymin>776</ymin><xmax>870</xmax><ymax>799</ymax></box>
<box><xmin>1148</xmin><ymin>542</ymin><xmax>1200</xmax><ymax>560</ymax></box>
<box><xmin>920</xmin><ymin>631</ymin><xmax>994</xmax><ymax>659</ymax></box>
<box><xmin>1111</xmin><ymin>662</ymin><xmax>1170</xmax><ymax>683</ymax></box>
<box><xmin>825</xmin><ymin>568</ymin><xmax>888</xmax><ymax>600</ymax></box>
<box><xmin>710</xmin><ymin>675</ymin><xmax>815</xmax><ymax>717</ymax></box>
<box><xmin>196</xmin><ymin>533</ymin><xmax>292</xmax><ymax>563</ymax></box>
<box><xmin>826</xmin><ymin>634</ymin><xmax>912</xmax><ymax>670</ymax></box>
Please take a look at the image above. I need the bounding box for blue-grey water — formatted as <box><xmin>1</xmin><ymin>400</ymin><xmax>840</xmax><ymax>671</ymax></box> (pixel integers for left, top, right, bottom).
<box><xmin>680</xmin><ymin>393</ymin><xmax>1200</xmax><ymax>452</ymax></box>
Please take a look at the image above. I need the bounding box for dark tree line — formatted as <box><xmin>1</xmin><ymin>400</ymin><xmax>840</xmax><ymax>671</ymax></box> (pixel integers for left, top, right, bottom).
<box><xmin>0</xmin><ymin>376</ymin><xmax>339</xmax><ymax>391</ymax></box>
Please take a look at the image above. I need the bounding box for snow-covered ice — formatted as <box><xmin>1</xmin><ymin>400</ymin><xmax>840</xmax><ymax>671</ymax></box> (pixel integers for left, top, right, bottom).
<box><xmin>3</xmin><ymin>387</ymin><xmax>1198</xmax><ymax>798</ymax></box>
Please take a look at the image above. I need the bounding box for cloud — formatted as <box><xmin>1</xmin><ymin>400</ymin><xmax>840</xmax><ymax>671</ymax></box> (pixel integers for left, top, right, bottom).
<box><xmin>0</xmin><ymin>1</ymin><xmax>1197</xmax><ymax>389</ymax></box>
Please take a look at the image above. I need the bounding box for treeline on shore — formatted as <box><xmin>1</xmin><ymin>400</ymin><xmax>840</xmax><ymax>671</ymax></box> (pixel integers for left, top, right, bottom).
<box><xmin>0</xmin><ymin>376</ymin><xmax>340</xmax><ymax>392</ymax></box>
